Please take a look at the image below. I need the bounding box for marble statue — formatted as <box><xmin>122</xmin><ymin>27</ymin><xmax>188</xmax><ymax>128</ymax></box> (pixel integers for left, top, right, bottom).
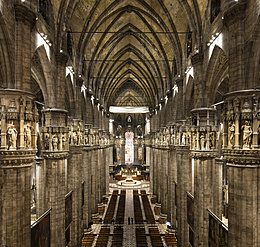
<box><xmin>7</xmin><ymin>122</ymin><xmax>17</xmax><ymax>150</ymax></box>
<box><xmin>200</xmin><ymin>133</ymin><xmax>205</xmax><ymax>150</ymax></box>
<box><xmin>229</xmin><ymin>122</ymin><xmax>235</xmax><ymax>146</ymax></box>
<box><xmin>52</xmin><ymin>134</ymin><xmax>58</xmax><ymax>151</ymax></box>
<box><xmin>241</xmin><ymin>121</ymin><xmax>252</xmax><ymax>148</ymax></box>
<box><xmin>24</xmin><ymin>124</ymin><xmax>31</xmax><ymax>148</ymax></box>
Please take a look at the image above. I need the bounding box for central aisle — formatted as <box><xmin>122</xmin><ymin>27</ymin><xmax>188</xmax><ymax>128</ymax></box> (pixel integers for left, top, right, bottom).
<box><xmin>123</xmin><ymin>189</ymin><xmax>136</xmax><ymax>247</ymax></box>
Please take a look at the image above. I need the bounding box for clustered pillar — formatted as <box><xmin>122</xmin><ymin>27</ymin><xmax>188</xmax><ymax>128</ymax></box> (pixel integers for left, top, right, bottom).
<box><xmin>222</xmin><ymin>90</ymin><xmax>260</xmax><ymax>246</ymax></box>
<box><xmin>0</xmin><ymin>90</ymin><xmax>38</xmax><ymax>247</ymax></box>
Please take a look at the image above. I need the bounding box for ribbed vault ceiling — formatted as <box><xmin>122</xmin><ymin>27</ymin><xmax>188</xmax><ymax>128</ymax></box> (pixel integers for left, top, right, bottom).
<box><xmin>66</xmin><ymin>0</ymin><xmax>207</xmax><ymax>109</ymax></box>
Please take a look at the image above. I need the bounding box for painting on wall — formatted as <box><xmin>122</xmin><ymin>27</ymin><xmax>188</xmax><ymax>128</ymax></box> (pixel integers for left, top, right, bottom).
<box><xmin>209</xmin><ymin>213</ymin><xmax>218</xmax><ymax>244</ymax></box>
<box><xmin>65</xmin><ymin>228</ymin><xmax>70</xmax><ymax>246</ymax></box>
<box><xmin>208</xmin><ymin>211</ymin><xmax>228</xmax><ymax>247</ymax></box>
<box><xmin>175</xmin><ymin>182</ymin><xmax>177</xmax><ymax>206</ymax></box>
<box><xmin>82</xmin><ymin>182</ymin><xmax>84</xmax><ymax>207</ymax></box>
<box><xmin>65</xmin><ymin>193</ymin><xmax>72</xmax><ymax>230</ymax></box>
<box><xmin>189</xmin><ymin>226</ymin><xmax>194</xmax><ymax>246</ymax></box>
<box><xmin>187</xmin><ymin>193</ymin><xmax>194</xmax><ymax>229</ymax></box>
<box><xmin>117</xmin><ymin>146</ymin><xmax>121</xmax><ymax>161</ymax></box>
<box><xmin>218</xmin><ymin>223</ymin><xmax>228</xmax><ymax>246</ymax></box>
<box><xmin>31</xmin><ymin>210</ymin><xmax>50</xmax><ymax>247</ymax></box>
<box><xmin>138</xmin><ymin>147</ymin><xmax>143</xmax><ymax>160</ymax></box>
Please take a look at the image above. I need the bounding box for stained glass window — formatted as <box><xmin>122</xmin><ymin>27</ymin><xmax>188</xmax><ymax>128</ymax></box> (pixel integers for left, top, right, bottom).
<box><xmin>211</xmin><ymin>0</ymin><xmax>221</xmax><ymax>23</ymax></box>
<box><xmin>125</xmin><ymin>131</ymin><xmax>134</xmax><ymax>163</ymax></box>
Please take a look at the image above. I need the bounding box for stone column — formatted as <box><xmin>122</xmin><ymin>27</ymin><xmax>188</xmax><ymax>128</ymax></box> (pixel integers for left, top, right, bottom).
<box><xmin>90</xmin><ymin>147</ymin><xmax>97</xmax><ymax>214</ymax></box>
<box><xmin>120</xmin><ymin>138</ymin><xmax>125</xmax><ymax>165</ymax></box>
<box><xmin>213</xmin><ymin>158</ymin><xmax>223</xmax><ymax>218</ymax></box>
<box><xmin>93</xmin><ymin>100</ymin><xmax>99</xmax><ymax>128</ymax></box>
<box><xmin>14</xmin><ymin>4</ymin><xmax>36</xmax><ymax>91</ymax></box>
<box><xmin>75</xmin><ymin>78</ymin><xmax>84</xmax><ymax>119</ymax></box>
<box><xmin>0</xmin><ymin>90</ymin><xmax>38</xmax><ymax>247</ymax></box>
<box><xmin>156</xmin><ymin>148</ymin><xmax>161</xmax><ymax>202</ymax></box>
<box><xmin>36</xmin><ymin>157</ymin><xmax>46</xmax><ymax>218</ymax></box>
<box><xmin>41</xmin><ymin>108</ymin><xmax>68</xmax><ymax>247</ymax></box>
<box><xmin>176</xmin><ymin>146</ymin><xmax>191</xmax><ymax>247</ymax></box>
<box><xmin>109</xmin><ymin>119</ymin><xmax>114</xmax><ymax>134</ymax></box>
<box><xmin>85</xmin><ymin>93</ymin><xmax>94</xmax><ymax>125</ymax></box>
<box><xmin>149</xmin><ymin>139</ymin><xmax>154</xmax><ymax>194</ymax></box>
<box><xmin>145</xmin><ymin>144</ymin><xmax>150</xmax><ymax>168</ymax></box>
<box><xmin>175</xmin><ymin>121</ymin><xmax>192</xmax><ymax>247</ymax></box>
<box><xmin>105</xmin><ymin>145</ymin><xmax>111</xmax><ymax>194</ymax></box>
<box><xmin>224</xmin><ymin>2</ymin><xmax>247</xmax><ymax>91</ymax></box>
<box><xmin>161</xmin><ymin>146</ymin><xmax>169</xmax><ymax>214</ymax></box>
<box><xmin>82</xmin><ymin>147</ymin><xmax>91</xmax><ymax>229</ymax></box>
<box><xmin>190</xmin><ymin>108</ymin><xmax>219</xmax><ymax>247</ymax></box>
<box><xmin>175</xmin><ymin>78</ymin><xmax>184</xmax><ymax>120</ymax></box>
<box><xmin>67</xmin><ymin>119</ymin><xmax>84</xmax><ymax>247</ymax></box>
<box><xmin>98</xmin><ymin>147</ymin><xmax>103</xmax><ymax>202</ymax></box>
<box><xmin>151</xmin><ymin>146</ymin><xmax>157</xmax><ymax>196</ymax></box>
<box><xmin>191</xmin><ymin>53</ymin><xmax>204</xmax><ymax>108</ymax></box>
<box><xmin>222</xmin><ymin>90</ymin><xmax>260</xmax><ymax>247</ymax></box>
<box><xmin>167</xmin><ymin>144</ymin><xmax>177</xmax><ymax>228</ymax></box>
<box><xmin>56</xmin><ymin>52</ymin><xmax>69</xmax><ymax>109</ymax></box>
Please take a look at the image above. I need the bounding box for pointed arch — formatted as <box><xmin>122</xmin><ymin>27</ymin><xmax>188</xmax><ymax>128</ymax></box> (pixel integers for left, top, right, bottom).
<box><xmin>32</xmin><ymin>45</ymin><xmax>56</xmax><ymax>107</ymax></box>
<box><xmin>184</xmin><ymin>75</ymin><xmax>195</xmax><ymax>117</ymax></box>
<box><xmin>205</xmin><ymin>45</ymin><xmax>228</xmax><ymax>106</ymax></box>
<box><xmin>65</xmin><ymin>75</ymin><xmax>75</xmax><ymax>117</ymax></box>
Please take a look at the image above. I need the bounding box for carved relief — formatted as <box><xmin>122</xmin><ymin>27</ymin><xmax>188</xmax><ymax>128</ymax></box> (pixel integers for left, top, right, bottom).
<box><xmin>223</xmin><ymin>91</ymin><xmax>260</xmax><ymax>152</ymax></box>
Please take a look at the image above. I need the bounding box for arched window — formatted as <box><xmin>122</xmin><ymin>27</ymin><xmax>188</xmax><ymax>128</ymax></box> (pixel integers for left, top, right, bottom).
<box><xmin>187</xmin><ymin>29</ymin><xmax>192</xmax><ymax>58</ymax></box>
<box><xmin>39</xmin><ymin>0</ymin><xmax>49</xmax><ymax>23</ymax></box>
<box><xmin>117</xmin><ymin>114</ymin><xmax>122</xmax><ymax>122</ymax></box>
<box><xmin>67</xmin><ymin>32</ymin><xmax>73</xmax><ymax>58</ymax></box>
<box><xmin>211</xmin><ymin>0</ymin><xmax>221</xmax><ymax>23</ymax></box>
<box><xmin>127</xmin><ymin>115</ymin><xmax>132</xmax><ymax>123</ymax></box>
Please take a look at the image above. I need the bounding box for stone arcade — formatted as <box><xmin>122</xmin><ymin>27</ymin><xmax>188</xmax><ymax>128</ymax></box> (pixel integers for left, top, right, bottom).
<box><xmin>0</xmin><ymin>0</ymin><xmax>259</xmax><ymax>246</ymax></box>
